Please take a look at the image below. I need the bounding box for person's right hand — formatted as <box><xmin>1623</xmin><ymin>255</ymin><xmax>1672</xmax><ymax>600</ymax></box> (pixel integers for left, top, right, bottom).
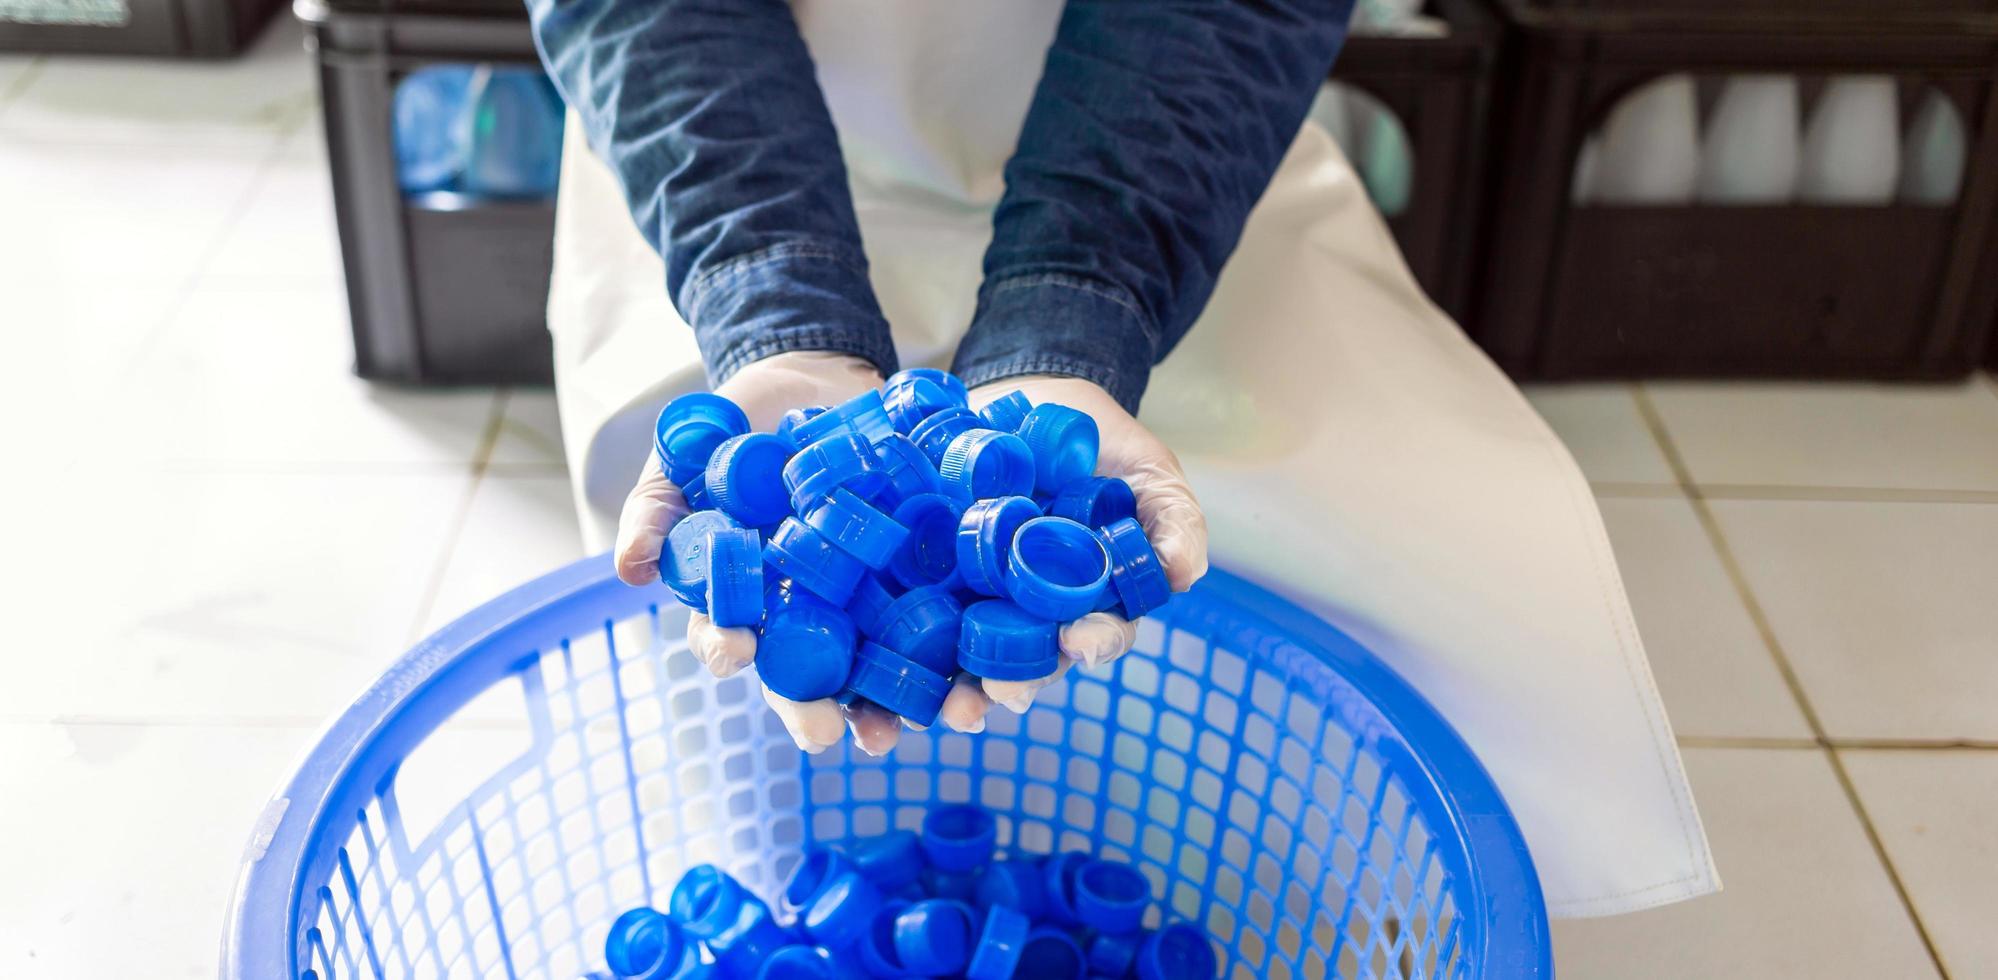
<box><xmin>613</xmin><ymin>351</ymin><xmax>909</xmax><ymax>756</ymax></box>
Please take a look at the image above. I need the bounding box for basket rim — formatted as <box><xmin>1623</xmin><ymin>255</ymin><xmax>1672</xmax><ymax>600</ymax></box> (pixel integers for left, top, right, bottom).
<box><xmin>220</xmin><ymin>554</ymin><xmax>1549</xmax><ymax>978</ymax></box>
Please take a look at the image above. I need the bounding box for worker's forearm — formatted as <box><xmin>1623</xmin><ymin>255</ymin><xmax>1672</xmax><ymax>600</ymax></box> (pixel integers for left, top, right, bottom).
<box><xmin>953</xmin><ymin>0</ymin><xmax>1353</xmax><ymax>412</ymax></box>
<box><xmin>527</xmin><ymin>0</ymin><xmax>898</xmax><ymax>383</ymax></box>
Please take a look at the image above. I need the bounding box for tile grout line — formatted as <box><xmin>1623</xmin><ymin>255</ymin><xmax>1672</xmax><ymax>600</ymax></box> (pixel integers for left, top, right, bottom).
<box><xmin>1680</xmin><ymin>735</ymin><xmax>1998</xmax><ymax>752</ymax></box>
<box><xmin>403</xmin><ymin>390</ymin><xmax>512</xmax><ymax>643</ymax></box>
<box><xmin>1632</xmin><ymin>385</ymin><xmax>1954</xmax><ymax>980</ymax></box>
<box><xmin>0</xmin><ymin>56</ymin><xmax>43</xmax><ymax>108</ymax></box>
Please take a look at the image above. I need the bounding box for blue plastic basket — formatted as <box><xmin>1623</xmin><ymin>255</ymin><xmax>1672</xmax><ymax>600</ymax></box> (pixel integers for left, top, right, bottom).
<box><xmin>222</xmin><ymin>557</ymin><xmax>1548</xmax><ymax>979</ymax></box>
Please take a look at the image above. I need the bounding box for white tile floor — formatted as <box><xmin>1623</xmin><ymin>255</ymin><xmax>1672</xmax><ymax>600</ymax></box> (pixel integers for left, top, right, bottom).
<box><xmin>4</xmin><ymin>24</ymin><xmax>1997</xmax><ymax>980</ymax></box>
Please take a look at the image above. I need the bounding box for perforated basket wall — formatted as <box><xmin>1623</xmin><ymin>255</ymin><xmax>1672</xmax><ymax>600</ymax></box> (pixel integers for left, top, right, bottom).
<box><xmin>224</xmin><ymin>559</ymin><xmax>1546</xmax><ymax>980</ymax></box>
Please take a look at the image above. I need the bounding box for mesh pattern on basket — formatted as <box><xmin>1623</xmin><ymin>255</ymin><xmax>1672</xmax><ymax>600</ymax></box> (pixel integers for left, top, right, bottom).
<box><xmin>298</xmin><ymin>600</ymin><xmax>1463</xmax><ymax>980</ymax></box>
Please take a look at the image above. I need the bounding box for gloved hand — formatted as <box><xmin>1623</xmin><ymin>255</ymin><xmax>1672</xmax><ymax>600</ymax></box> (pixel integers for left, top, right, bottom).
<box><xmin>614</xmin><ymin>351</ymin><xmax>907</xmax><ymax>756</ymax></box>
<box><xmin>935</xmin><ymin>375</ymin><xmax>1210</xmax><ymax>735</ymax></box>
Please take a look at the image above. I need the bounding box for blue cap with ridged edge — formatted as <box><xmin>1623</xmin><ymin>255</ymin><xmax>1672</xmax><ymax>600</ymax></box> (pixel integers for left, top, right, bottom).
<box><xmin>778</xmin><ymin>851</ymin><xmax>884</xmax><ymax>952</ymax></box>
<box><xmin>793</xmin><ymin>389</ymin><xmax>893</xmax><ymax>446</ymax></box>
<box><xmin>1039</xmin><ymin>852</ymin><xmax>1089</xmax><ymax>926</ymax></box>
<box><xmin>869</xmin><ymin>434</ymin><xmax>943</xmax><ymax>510</ymax></box>
<box><xmin>668</xmin><ymin>866</ymin><xmax>789</xmax><ymax>977</ymax></box>
<box><xmin>1003</xmin><ymin>517</ymin><xmax>1110</xmax><ymax>622</ymax></box>
<box><xmin>764</xmin><ymin>518</ymin><xmax>866</xmax><ymax>607</ymax></box>
<box><xmin>1073</xmin><ymin>860</ymin><xmax>1150</xmax><ymax>936</ymax></box>
<box><xmin>757</xmin><ymin>585</ymin><xmax>857</xmax><ymax>701</ymax></box>
<box><xmin>957</xmin><ymin>600</ymin><xmax>1059</xmax><ymax>681</ymax></box>
<box><xmin>1047</xmin><ymin>475</ymin><xmax>1136</xmax><ymax>530</ymax></box>
<box><xmin>802</xmin><ymin>488</ymin><xmax>908</xmax><ymax>571</ymax></box>
<box><xmin>1015</xmin><ymin>403</ymin><xmax>1099</xmax><ymax>495</ymax></box>
<box><xmin>775</xmin><ymin>406</ymin><xmax>828</xmax><ymax>450</ymax></box>
<box><xmin>954</xmin><ymin>495</ymin><xmax>1040</xmax><ymax>597</ymax></box>
<box><xmin>873</xmin><ymin>584</ymin><xmax>963</xmax><ymax>676</ymax></box>
<box><xmin>977</xmin><ymin>390</ymin><xmax>1033</xmax><ymax>433</ymax></box>
<box><xmin>882</xmin><ymin>376</ymin><xmax>959</xmax><ymax>434</ymax></box>
<box><xmin>964</xmin><ymin>905</ymin><xmax>1030</xmax><ymax>980</ymax></box>
<box><xmin>921</xmin><ymin>866</ymin><xmax>980</xmax><ymax>901</ymax></box>
<box><xmin>886</xmin><ymin>493</ymin><xmax>964</xmax><ymax>591</ymax></box>
<box><xmin>705</xmin><ymin>527</ymin><xmax>764</xmax><ymax>628</ymax></box>
<box><xmin>841</xmin><ymin>641</ymin><xmax>949</xmax><ymax>726</ymax></box>
<box><xmin>1099</xmin><ymin>517</ymin><xmax>1172</xmax><ymax>618</ymax></box>
<box><xmin>1088</xmin><ymin>931</ymin><xmax>1144</xmax><ymax>979</ymax></box>
<box><xmin>973</xmin><ymin>860</ymin><xmax>1049</xmax><ymax>920</ymax></box>
<box><xmin>706</xmin><ymin>433</ymin><xmax>795</xmax><ymax>527</ymax></box>
<box><xmin>1015</xmin><ymin>928</ymin><xmax>1088</xmax><ymax>978</ymax></box>
<box><xmin>753</xmin><ymin>945</ymin><xmax>856</xmax><ymax>980</ymax></box>
<box><xmin>1135</xmin><ymin>923</ymin><xmax>1219</xmax><ymax>980</ymax></box>
<box><xmin>844</xmin><ymin>572</ymin><xmax>899</xmax><ymax>639</ymax></box>
<box><xmin>680</xmin><ymin>472</ymin><xmax>713</xmax><ymax>511</ymax></box>
<box><xmin>888</xmin><ymin>367</ymin><xmax>969</xmax><ymax>405</ymax></box>
<box><xmin>891</xmin><ymin>899</ymin><xmax>976</xmax><ymax>976</ymax></box>
<box><xmin>908</xmin><ymin>408</ymin><xmax>982</xmax><ymax>466</ymax></box>
<box><xmin>655</xmin><ymin>393</ymin><xmax>750</xmax><ymax>486</ymax></box>
<box><xmin>920</xmin><ymin>805</ymin><xmax>997</xmax><ymax>873</ymax></box>
<box><xmin>840</xmin><ymin>829</ymin><xmax>923</xmax><ymax>895</ymax></box>
<box><xmin>855</xmin><ymin>901</ymin><xmax>911</xmax><ymax>978</ymax></box>
<box><xmin>937</xmin><ymin>429</ymin><xmax>1035</xmax><ymax>503</ymax></box>
<box><xmin>661</xmin><ymin>510</ymin><xmax>743</xmax><ymax>611</ymax></box>
<box><xmin>783</xmin><ymin>431</ymin><xmax>884</xmax><ymax>516</ymax></box>
<box><xmin>605</xmin><ymin>907</ymin><xmax>704</xmax><ymax>980</ymax></box>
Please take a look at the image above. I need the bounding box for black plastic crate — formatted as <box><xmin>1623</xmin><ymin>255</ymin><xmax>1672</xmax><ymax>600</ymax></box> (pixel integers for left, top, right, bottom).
<box><xmin>1</xmin><ymin>0</ymin><xmax>281</xmax><ymax>56</ymax></box>
<box><xmin>1476</xmin><ymin>0</ymin><xmax>1998</xmax><ymax>379</ymax></box>
<box><xmin>301</xmin><ymin>0</ymin><xmax>555</xmax><ymax>384</ymax></box>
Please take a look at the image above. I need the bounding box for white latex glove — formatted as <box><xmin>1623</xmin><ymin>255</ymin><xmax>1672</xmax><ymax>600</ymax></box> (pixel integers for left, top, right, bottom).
<box><xmin>614</xmin><ymin>351</ymin><xmax>893</xmax><ymax>756</ymax></box>
<box><xmin>939</xmin><ymin>375</ymin><xmax>1210</xmax><ymax>732</ymax></box>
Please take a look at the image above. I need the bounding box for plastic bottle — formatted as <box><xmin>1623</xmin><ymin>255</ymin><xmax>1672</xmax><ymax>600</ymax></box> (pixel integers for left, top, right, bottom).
<box><xmin>1899</xmin><ymin>90</ymin><xmax>1966</xmax><ymax>205</ymax></box>
<box><xmin>1698</xmin><ymin>75</ymin><xmax>1800</xmax><ymax>204</ymax></box>
<box><xmin>1799</xmin><ymin>75</ymin><xmax>1899</xmax><ymax>205</ymax></box>
<box><xmin>392</xmin><ymin>66</ymin><xmax>477</xmax><ymax>194</ymax></box>
<box><xmin>1593</xmin><ymin>74</ymin><xmax>1700</xmax><ymax>204</ymax></box>
<box><xmin>461</xmin><ymin>68</ymin><xmax>566</xmax><ymax>199</ymax></box>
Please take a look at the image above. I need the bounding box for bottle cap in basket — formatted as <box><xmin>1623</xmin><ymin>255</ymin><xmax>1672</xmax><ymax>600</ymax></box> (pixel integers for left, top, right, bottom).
<box><xmin>955</xmin><ymin>495</ymin><xmax>1040</xmax><ymax>598</ymax></box>
<box><xmin>841</xmin><ymin>642</ymin><xmax>949</xmax><ymax>726</ymax></box>
<box><xmin>963</xmin><ymin>903</ymin><xmax>1030</xmax><ymax>980</ymax></box>
<box><xmin>706</xmin><ymin>433</ymin><xmax>795</xmax><ymax>527</ymax></box>
<box><xmin>977</xmin><ymin>389</ymin><xmax>1033</xmax><ymax>433</ymax></box>
<box><xmin>873</xmin><ymin>585</ymin><xmax>963</xmax><ymax>677</ymax></box>
<box><xmin>973</xmin><ymin>859</ymin><xmax>1049</xmax><ymax>921</ymax></box>
<box><xmin>1088</xmin><ymin>930</ymin><xmax>1144</xmax><ymax>978</ymax></box>
<box><xmin>605</xmin><ymin>907</ymin><xmax>699</xmax><ymax>980</ymax></box>
<box><xmin>840</xmin><ymin>828</ymin><xmax>923</xmax><ymax>895</ymax></box>
<box><xmin>779</xmin><ymin>850</ymin><xmax>884</xmax><ymax>951</ymax></box>
<box><xmin>908</xmin><ymin>407</ymin><xmax>982</xmax><ymax>466</ymax></box>
<box><xmin>662</xmin><ymin>510</ymin><xmax>743</xmax><ymax>611</ymax></box>
<box><xmin>754</xmin><ymin>944</ymin><xmax>848</xmax><ymax>979</ymax></box>
<box><xmin>758</xmin><ymin>587</ymin><xmax>858</xmax><ymax>702</ymax></box>
<box><xmin>958</xmin><ymin>600</ymin><xmax>1059</xmax><ymax>681</ymax></box>
<box><xmin>1015</xmin><ymin>927</ymin><xmax>1088</xmax><ymax>978</ymax></box>
<box><xmin>920</xmin><ymin>804</ymin><xmax>997</xmax><ymax>873</ymax></box>
<box><xmin>1136</xmin><ymin>922</ymin><xmax>1220</xmax><ymax>980</ymax></box>
<box><xmin>1099</xmin><ymin>517</ymin><xmax>1171</xmax><ymax>619</ymax></box>
<box><xmin>891</xmin><ymin>898</ymin><xmax>976</xmax><ymax>975</ymax></box>
<box><xmin>938</xmin><ymin>429</ymin><xmax>1036</xmax><ymax>503</ymax></box>
<box><xmin>802</xmin><ymin>487</ymin><xmax>909</xmax><ymax>571</ymax></box>
<box><xmin>669</xmin><ymin>866</ymin><xmax>788</xmax><ymax>977</ymax></box>
<box><xmin>856</xmin><ymin>901</ymin><xmax>912</xmax><ymax>978</ymax></box>
<box><xmin>1015</xmin><ymin>403</ymin><xmax>1098</xmax><ymax>494</ymax></box>
<box><xmin>792</xmin><ymin>388</ymin><xmax>894</xmax><ymax>447</ymax></box>
<box><xmin>886</xmin><ymin>493</ymin><xmax>966</xmax><ymax>591</ymax></box>
<box><xmin>1039</xmin><ymin>851</ymin><xmax>1089</xmax><ymax>926</ymax></box>
<box><xmin>764</xmin><ymin>519</ymin><xmax>866</xmax><ymax>607</ymax></box>
<box><xmin>1003</xmin><ymin>517</ymin><xmax>1110</xmax><ymax>622</ymax></box>
<box><xmin>704</xmin><ymin>527</ymin><xmax>764</xmax><ymax>629</ymax></box>
<box><xmin>1048</xmin><ymin>475</ymin><xmax>1137</xmax><ymax>530</ymax></box>
<box><xmin>655</xmin><ymin>392</ymin><xmax>750</xmax><ymax>486</ymax></box>
<box><xmin>1073</xmin><ymin>860</ymin><xmax>1150</xmax><ymax>936</ymax></box>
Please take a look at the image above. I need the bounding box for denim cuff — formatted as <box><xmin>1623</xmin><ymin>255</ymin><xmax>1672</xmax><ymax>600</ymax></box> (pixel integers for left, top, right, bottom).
<box><xmin>951</xmin><ymin>274</ymin><xmax>1159</xmax><ymax>413</ymax></box>
<box><xmin>683</xmin><ymin>241</ymin><xmax>902</xmax><ymax>385</ymax></box>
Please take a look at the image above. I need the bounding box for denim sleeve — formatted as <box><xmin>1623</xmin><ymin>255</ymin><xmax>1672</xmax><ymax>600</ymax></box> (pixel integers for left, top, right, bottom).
<box><xmin>951</xmin><ymin>0</ymin><xmax>1353</xmax><ymax>412</ymax></box>
<box><xmin>527</xmin><ymin>0</ymin><xmax>899</xmax><ymax>383</ymax></box>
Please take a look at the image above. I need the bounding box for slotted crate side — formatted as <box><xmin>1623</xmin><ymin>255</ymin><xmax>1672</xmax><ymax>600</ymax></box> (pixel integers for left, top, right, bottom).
<box><xmin>0</xmin><ymin>0</ymin><xmax>280</xmax><ymax>56</ymax></box>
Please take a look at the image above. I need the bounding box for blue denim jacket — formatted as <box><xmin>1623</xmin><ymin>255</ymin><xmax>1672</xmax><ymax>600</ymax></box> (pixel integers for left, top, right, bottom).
<box><xmin>528</xmin><ymin>0</ymin><xmax>1351</xmax><ymax>412</ymax></box>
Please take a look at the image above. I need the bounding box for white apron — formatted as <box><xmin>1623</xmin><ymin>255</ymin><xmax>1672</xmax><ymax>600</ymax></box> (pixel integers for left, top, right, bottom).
<box><xmin>545</xmin><ymin>0</ymin><xmax>1718</xmax><ymax>918</ymax></box>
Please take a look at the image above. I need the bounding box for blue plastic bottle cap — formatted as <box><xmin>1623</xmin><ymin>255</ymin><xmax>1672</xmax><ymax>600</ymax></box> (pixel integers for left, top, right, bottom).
<box><xmin>1099</xmin><ymin>517</ymin><xmax>1172</xmax><ymax>618</ymax></box>
<box><xmin>1039</xmin><ymin>852</ymin><xmax>1089</xmax><ymax>926</ymax></box>
<box><xmin>1003</xmin><ymin>517</ymin><xmax>1111</xmax><ymax>622</ymax></box>
<box><xmin>873</xmin><ymin>585</ymin><xmax>964</xmax><ymax>676</ymax></box>
<box><xmin>840</xmin><ymin>828</ymin><xmax>924</xmax><ymax>895</ymax></box>
<box><xmin>1135</xmin><ymin>923</ymin><xmax>1219</xmax><ymax>980</ymax></box>
<box><xmin>764</xmin><ymin>518</ymin><xmax>867</xmax><ymax>607</ymax></box>
<box><xmin>802</xmin><ymin>488</ymin><xmax>909</xmax><ymax>571</ymax></box>
<box><xmin>891</xmin><ymin>899</ymin><xmax>976</xmax><ymax>975</ymax></box>
<box><xmin>662</xmin><ymin>511</ymin><xmax>744</xmax><ymax>610</ymax></box>
<box><xmin>962</xmin><ymin>904</ymin><xmax>1030</xmax><ymax>980</ymax></box>
<box><xmin>977</xmin><ymin>389</ymin><xmax>1033</xmax><ymax>433</ymax></box>
<box><xmin>908</xmin><ymin>407</ymin><xmax>982</xmax><ymax>466</ymax></box>
<box><xmin>1073</xmin><ymin>860</ymin><xmax>1150</xmax><ymax>936</ymax></box>
<box><xmin>671</xmin><ymin>868</ymin><xmax>789</xmax><ymax>979</ymax></box>
<box><xmin>869</xmin><ymin>433</ymin><xmax>943</xmax><ymax>510</ymax></box>
<box><xmin>656</xmin><ymin>393</ymin><xmax>751</xmax><ymax>486</ymax></box>
<box><xmin>780</xmin><ymin>851</ymin><xmax>884</xmax><ymax>951</ymax></box>
<box><xmin>680</xmin><ymin>472</ymin><xmax>713</xmax><ymax>511</ymax></box>
<box><xmin>775</xmin><ymin>406</ymin><xmax>828</xmax><ymax>450</ymax></box>
<box><xmin>1048</xmin><ymin>476</ymin><xmax>1138</xmax><ymax>530</ymax></box>
<box><xmin>886</xmin><ymin>493</ymin><xmax>965</xmax><ymax>591</ymax></box>
<box><xmin>1087</xmin><ymin>931</ymin><xmax>1144</xmax><ymax>979</ymax></box>
<box><xmin>705</xmin><ymin>528</ymin><xmax>765</xmax><ymax>628</ymax></box>
<box><xmin>843</xmin><ymin>641</ymin><xmax>951</xmax><ymax>725</ymax></box>
<box><xmin>920</xmin><ymin>865</ymin><xmax>980</xmax><ymax>901</ymax></box>
<box><xmin>957</xmin><ymin>600</ymin><xmax>1059</xmax><ymax>681</ymax></box>
<box><xmin>606</xmin><ymin>907</ymin><xmax>695</xmax><ymax>980</ymax></box>
<box><xmin>844</xmin><ymin>573</ymin><xmax>900</xmax><ymax>640</ymax></box>
<box><xmin>1016</xmin><ymin>403</ymin><xmax>1100</xmax><ymax>495</ymax></box>
<box><xmin>752</xmin><ymin>945</ymin><xmax>855</xmax><ymax>980</ymax></box>
<box><xmin>936</xmin><ymin>429</ymin><xmax>1036</xmax><ymax>503</ymax></box>
<box><xmin>954</xmin><ymin>495</ymin><xmax>1041</xmax><ymax>597</ymax></box>
<box><xmin>973</xmin><ymin>859</ymin><xmax>1048</xmax><ymax>920</ymax></box>
<box><xmin>1014</xmin><ymin>928</ymin><xmax>1088</xmax><ymax>980</ymax></box>
<box><xmin>920</xmin><ymin>804</ymin><xmax>997</xmax><ymax>873</ymax></box>
<box><xmin>883</xmin><ymin>376</ymin><xmax>958</xmax><ymax>434</ymax></box>
<box><xmin>888</xmin><ymin>367</ymin><xmax>970</xmax><ymax>405</ymax></box>
<box><xmin>757</xmin><ymin>588</ymin><xmax>858</xmax><ymax>702</ymax></box>
<box><xmin>782</xmin><ymin>431</ymin><xmax>884</xmax><ymax>516</ymax></box>
<box><xmin>706</xmin><ymin>433</ymin><xmax>796</xmax><ymax>527</ymax></box>
<box><xmin>856</xmin><ymin>901</ymin><xmax>910</xmax><ymax>978</ymax></box>
<box><xmin>792</xmin><ymin>389</ymin><xmax>894</xmax><ymax>446</ymax></box>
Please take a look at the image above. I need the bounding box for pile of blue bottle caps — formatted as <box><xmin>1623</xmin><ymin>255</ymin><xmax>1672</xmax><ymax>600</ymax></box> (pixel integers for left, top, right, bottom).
<box><xmin>596</xmin><ymin>805</ymin><xmax>1219</xmax><ymax>979</ymax></box>
<box><xmin>653</xmin><ymin>369</ymin><xmax>1173</xmax><ymax>727</ymax></box>
<box><xmin>393</xmin><ymin>64</ymin><xmax>565</xmax><ymax>199</ymax></box>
